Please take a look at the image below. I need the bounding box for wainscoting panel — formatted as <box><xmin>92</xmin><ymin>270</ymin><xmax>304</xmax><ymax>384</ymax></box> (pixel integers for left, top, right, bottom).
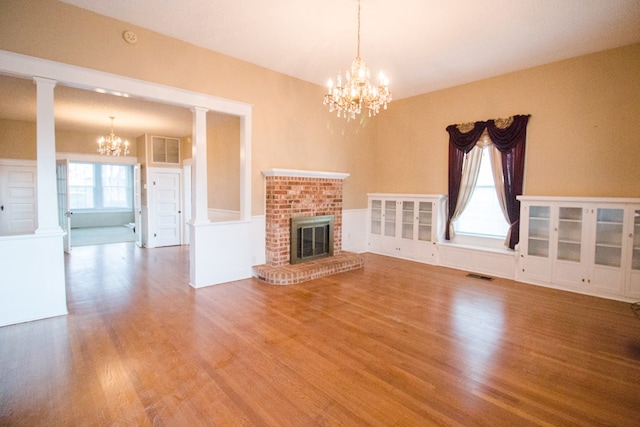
<box><xmin>342</xmin><ymin>209</ymin><xmax>368</xmax><ymax>253</ymax></box>
<box><xmin>0</xmin><ymin>233</ymin><xmax>67</xmax><ymax>327</ymax></box>
<box><xmin>437</xmin><ymin>242</ymin><xmax>517</xmax><ymax>280</ymax></box>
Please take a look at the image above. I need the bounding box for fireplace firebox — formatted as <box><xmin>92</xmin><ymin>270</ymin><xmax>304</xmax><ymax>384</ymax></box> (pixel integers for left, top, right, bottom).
<box><xmin>290</xmin><ymin>215</ymin><xmax>334</xmax><ymax>264</ymax></box>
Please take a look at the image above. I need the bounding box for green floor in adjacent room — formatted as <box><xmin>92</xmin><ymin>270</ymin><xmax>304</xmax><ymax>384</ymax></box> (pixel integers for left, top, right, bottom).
<box><xmin>70</xmin><ymin>226</ymin><xmax>136</xmax><ymax>246</ymax></box>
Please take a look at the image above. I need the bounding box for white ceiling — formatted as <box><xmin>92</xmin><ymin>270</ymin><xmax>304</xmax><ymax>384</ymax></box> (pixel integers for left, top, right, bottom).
<box><xmin>2</xmin><ymin>0</ymin><xmax>639</xmax><ymax>137</ymax></box>
<box><xmin>61</xmin><ymin>0</ymin><xmax>640</xmax><ymax>99</ymax></box>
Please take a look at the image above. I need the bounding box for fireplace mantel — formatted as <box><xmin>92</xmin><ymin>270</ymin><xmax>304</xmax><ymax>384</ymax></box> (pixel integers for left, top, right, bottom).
<box><xmin>262</xmin><ymin>168</ymin><xmax>349</xmax><ymax>180</ymax></box>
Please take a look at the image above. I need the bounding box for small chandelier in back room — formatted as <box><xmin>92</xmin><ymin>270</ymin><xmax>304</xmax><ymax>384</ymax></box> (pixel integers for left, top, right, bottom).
<box><xmin>97</xmin><ymin>116</ymin><xmax>129</xmax><ymax>156</ymax></box>
<box><xmin>323</xmin><ymin>0</ymin><xmax>392</xmax><ymax>119</ymax></box>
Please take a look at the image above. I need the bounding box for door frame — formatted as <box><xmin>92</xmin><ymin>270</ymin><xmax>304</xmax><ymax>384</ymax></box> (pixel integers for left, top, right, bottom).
<box><xmin>55</xmin><ymin>159</ymin><xmax>71</xmax><ymax>253</ymax></box>
<box><xmin>134</xmin><ymin>163</ymin><xmax>143</xmax><ymax>248</ymax></box>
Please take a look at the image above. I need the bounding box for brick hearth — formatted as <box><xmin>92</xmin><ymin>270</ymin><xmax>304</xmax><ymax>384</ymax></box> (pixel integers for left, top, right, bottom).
<box><xmin>253</xmin><ymin>169</ymin><xmax>364</xmax><ymax>285</ymax></box>
<box><xmin>253</xmin><ymin>252</ymin><xmax>364</xmax><ymax>285</ymax></box>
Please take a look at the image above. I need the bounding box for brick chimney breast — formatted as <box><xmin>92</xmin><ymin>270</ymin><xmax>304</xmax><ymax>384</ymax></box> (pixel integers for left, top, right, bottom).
<box><xmin>262</xmin><ymin>169</ymin><xmax>349</xmax><ymax>267</ymax></box>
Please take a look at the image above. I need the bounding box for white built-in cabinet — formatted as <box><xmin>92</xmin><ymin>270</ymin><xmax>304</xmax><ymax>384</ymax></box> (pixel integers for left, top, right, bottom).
<box><xmin>518</xmin><ymin>196</ymin><xmax>640</xmax><ymax>300</ymax></box>
<box><xmin>368</xmin><ymin>194</ymin><xmax>446</xmax><ymax>264</ymax></box>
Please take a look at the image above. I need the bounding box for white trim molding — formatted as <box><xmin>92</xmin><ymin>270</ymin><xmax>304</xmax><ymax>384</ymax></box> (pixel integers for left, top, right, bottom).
<box><xmin>56</xmin><ymin>152</ymin><xmax>138</xmax><ymax>165</ymax></box>
<box><xmin>262</xmin><ymin>168</ymin><xmax>349</xmax><ymax>180</ymax></box>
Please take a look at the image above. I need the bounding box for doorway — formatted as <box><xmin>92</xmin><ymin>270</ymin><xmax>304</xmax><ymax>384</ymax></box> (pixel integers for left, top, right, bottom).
<box><xmin>56</xmin><ymin>160</ymin><xmax>139</xmax><ymax>248</ymax></box>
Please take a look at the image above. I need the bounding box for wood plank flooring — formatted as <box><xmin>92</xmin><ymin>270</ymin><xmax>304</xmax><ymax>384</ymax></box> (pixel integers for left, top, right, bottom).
<box><xmin>1</xmin><ymin>243</ymin><xmax>640</xmax><ymax>425</ymax></box>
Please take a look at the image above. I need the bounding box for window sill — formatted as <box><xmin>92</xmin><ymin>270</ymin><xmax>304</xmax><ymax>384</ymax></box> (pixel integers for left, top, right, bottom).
<box><xmin>442</xmin><ymin>234</ymin><xmax>514</xmax><ymax>255</ymax></box>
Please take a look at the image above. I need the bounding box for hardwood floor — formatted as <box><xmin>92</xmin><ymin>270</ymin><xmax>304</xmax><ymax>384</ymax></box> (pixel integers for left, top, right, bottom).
<box><xmin>1</xmin><ymin>244</ymin><xmax>640</xmax><ymax>426</ymax></box>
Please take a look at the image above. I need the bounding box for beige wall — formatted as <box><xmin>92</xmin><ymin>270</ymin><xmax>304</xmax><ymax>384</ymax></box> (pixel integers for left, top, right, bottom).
<box><xmin>1</xmin><ymin>0</ymin><xmax>639</xmax><ymax>214</ymax></box>
<box><xmin>0</xmin><ymin>0</ymin><xmax>377</xmax><ymax>213</ymax></box>
<box><xmin>376</xmin><ymin>43</ymin><xmax>640</xmax><ymax>197</ymax></box>
<box><xmin>0</xmin><ymin>118</ymin><xmax>140</xmax><ymax>158</ymax></box>
<box><xmin>58</xmin><ymin>128</ymin><xmax>138</xmax><ymax>157</ymax></box>
<box><xmin>0</xmin><ymin>119</ymin><xmax>35</xmax><ymax>160</ymax></box>
<box><xmin>207</xmin><ymin>117</ymin><xmax>240</xmax><ymax>212</ymax></box>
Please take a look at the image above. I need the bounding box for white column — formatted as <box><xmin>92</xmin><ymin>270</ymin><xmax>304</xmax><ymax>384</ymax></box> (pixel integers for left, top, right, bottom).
<box><xmin>189</xmin><ymin>106</ymin><xmax>210</xmax><ymax>288</ymax></box>
<box><xmin>191</xmin><ymin>106</ymin><xmax>210</xmax><ymax>225</ymax></box>
<box><xmin>34</xmin><ymin>77</ymin><xmax>62</xmax><ymax>234</ymax></box>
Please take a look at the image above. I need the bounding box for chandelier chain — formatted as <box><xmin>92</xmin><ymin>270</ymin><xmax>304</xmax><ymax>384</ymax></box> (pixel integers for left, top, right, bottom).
<box><xmin>356</xmin><ymin>0</ymin><xmax>361</xmax><ymax>59</ymax></box>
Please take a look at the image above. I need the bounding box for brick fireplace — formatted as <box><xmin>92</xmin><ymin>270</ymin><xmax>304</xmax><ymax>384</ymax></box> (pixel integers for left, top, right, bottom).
<box><xmin>253</xmin><ymin>169</ymin><xmax>364</xmax><ymax>285</ymax></box>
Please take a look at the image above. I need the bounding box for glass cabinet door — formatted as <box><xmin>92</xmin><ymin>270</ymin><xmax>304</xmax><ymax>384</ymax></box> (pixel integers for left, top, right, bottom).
<box><xmin>557</xmin><ymin>207</ymin><xmax>583</xmax><ymax>262</ymax></box>
<box><xmin>370</xmin><ymin>200</ymin><xmax>381</xmax><ymax>235</ymax></box>
<box><xmin>528</xmin><ymin>205</ymin><xmax>550</xmax><ymax>257</ymax></box>
<box><xmin>594</xmin><ymin>208</ymin><xmax>624</xmax><ymax>267</ymax></box>
<box><xmin>384</xmin><ymin>200</ymin><xmax>396</xmax><ymax>237</ymax></box>
<box><xmin>633</xmin><ymin>209</ymin><xmax>640</xmax><ymax>271</ymax></box>
<box><xmin>418</xmin><ymin>201</ymin><xmax>433</xmax><ymax>242</ymax></box>
<box><xmin>401</xmin><ymin>201</ymin><xmax>414</xmax><ymax>239</ymax></box>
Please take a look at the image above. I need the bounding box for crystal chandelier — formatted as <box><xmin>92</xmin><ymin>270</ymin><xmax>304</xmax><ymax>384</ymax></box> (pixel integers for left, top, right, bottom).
<box><xmin>97</xmin><ymin>116</ymin><xmax>129</xmax><ymax>156</ymax></box>
<box><xmin>323</xmin><ymin>0</ymin><xmax>391</xmax><ymax>119</ymax></box>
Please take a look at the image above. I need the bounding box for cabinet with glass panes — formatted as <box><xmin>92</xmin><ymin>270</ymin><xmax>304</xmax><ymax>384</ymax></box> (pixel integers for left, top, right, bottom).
<box><xmin>402</xmin><ymin>201</ymin><xmax>415</xmax><ymax>240</ymax></box>
<box><xmin>518</xmin><ymin>196</ymin><xmax>640</xmax><ymax>301</ymax></box>
<box><xmin>557</xmin><ymin>207</ymin><xmax>583</xmax><ymax>262</ymax></box>
<box><xmin>370</xmin><ymin>200</ymin><xmax>382</xmax><ymax>235</ymax></box>
<box><xmin>518</xmin><ymin>203</ymin><xmax>553</xmax><ymax>283</ymax></box>
<box><xmin>384</xmin><ymin>200</ymin><xmax>397</xmax><ymax>238</ymax></box>
<box><xmin>367</xmin><ymin>194</ymin><xmax>446</xmax><ymax>264</ymax></box>
<box><xmin>367</xmin><ymin>197</ymin><xmax>397</xmax><ymax>257</ymax></box>
<box><xmin>418</xmin><ymin>201</ymin><xmax>434</xmax><ymax>242</ymax></box>
<box><xmin>625</xmin><ymin>208</ymin><xmax>640</xmax><ymax>298</ymax></box>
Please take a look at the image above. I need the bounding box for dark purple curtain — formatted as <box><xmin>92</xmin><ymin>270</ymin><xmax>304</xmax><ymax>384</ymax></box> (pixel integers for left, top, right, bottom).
<box><xmin>445</xmin><ymin>115</ymin><xmax>530</xmax><ymax>249</ymax></box>
<box><xmin>445</xmin><ymin>121</ymin><xmax>486</xmax><ymax>241</ymax></box>
<box><xmin>486</xmin><ymin>115</ymin><xmax>530</xmax><ymax>249</ymax></box>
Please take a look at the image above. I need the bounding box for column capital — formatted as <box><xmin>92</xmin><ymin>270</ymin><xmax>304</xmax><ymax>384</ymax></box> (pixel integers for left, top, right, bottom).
<box><xmin>33</xmin><ymin>76</ymin><xmax>57</xmax><ymax>87</ymax></box>
<box><xmin>191</xmin><ymin>106</ymin><xmax>209</xmax><ymax>114</ymax></box>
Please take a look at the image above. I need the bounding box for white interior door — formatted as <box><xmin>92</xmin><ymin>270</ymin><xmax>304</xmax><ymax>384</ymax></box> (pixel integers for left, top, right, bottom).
<box><xmin>134</xmin><ymin>163</ymin><xmax>143</xmax><ymax>248</ymax></box>
<box><xmin>0</xmin><ymin>163</ymin><xmax>38</xmax><ymax>235</ymax></box>
<box><xmin>56</xmin><ymin>159</ymin><xmax>71</xmax><ymax>253</ymax></box>
<box><xmin>151</xmin><ymin>170</ymin><xmax>182</xmax><ymax>247</ymax></box>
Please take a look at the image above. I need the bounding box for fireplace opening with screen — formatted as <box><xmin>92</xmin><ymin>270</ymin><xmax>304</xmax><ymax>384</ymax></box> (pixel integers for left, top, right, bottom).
<box><xmin>290</xmin><ymin>215</ymin><xmax>334</xmax><ymax>264</ymax></box>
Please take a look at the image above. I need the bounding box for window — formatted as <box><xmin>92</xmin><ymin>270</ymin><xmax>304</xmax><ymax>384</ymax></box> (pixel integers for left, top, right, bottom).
<box><xmin>69</xmin><ymin>162</ymin><xmax>133</xmax><ymax>210</ymax></box>
<box><xmin>454</xmin><ymin>147</ymin><xmax>509</xmax><ymax>238</ymax></box>
<box><xmin>68</xmin><ymin>163</ymin><xmax>94</xmax><ymax>209</ymax></box>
